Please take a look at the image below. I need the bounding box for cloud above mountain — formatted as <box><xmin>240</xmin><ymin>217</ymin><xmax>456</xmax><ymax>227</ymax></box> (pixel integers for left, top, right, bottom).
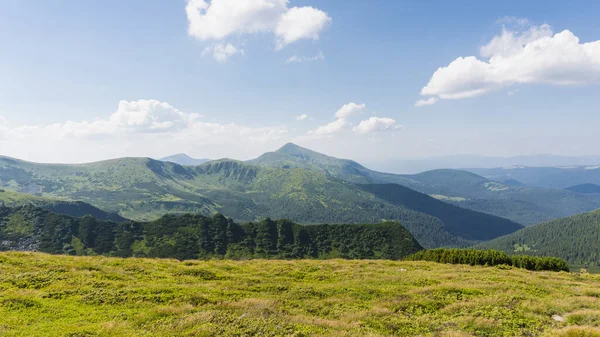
<box><xmin>417</xmin><ymin>20</ymin><xmax>600</xmax><ymax>105</ymax></box>
<box><xmin>186</xmin><ymin>0</ymin><xmax>331</xmax><ymax>61</ymax></box>
<box><xmin>0</xmin><ymin>100</ymin><xmax>289</xmax><ymax>162</ymax></box>
<box><xmin>309</xmin><ymin>103</ymin><xmax>401</xmax><ymax>136</ymax></box>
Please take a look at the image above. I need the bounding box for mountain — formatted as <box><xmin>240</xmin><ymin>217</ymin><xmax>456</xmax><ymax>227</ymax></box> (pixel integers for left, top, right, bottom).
<box><xmin>467</xmin><ymin>165</ymin><xmax>600</xmax><ymax>189</ymax></box>
<box><xmin>249</xmin><ymin>143</ymin><xmax>600</xmax><ymax>226</ymax></box>
<box><xmin>159</xmin><ymin>153</ymin><xmax>210</xmax><ymax>166</ymax></box>
<box><xmin>0</xmin><ymin>205</ymin><xmax>422</xmax><ymax>260</ymax></box>
<box><xmin>477</xmin><ymin>209</ymin><xmax>600</xmax><ymax>267</ymax></box>
<box><xmin>368</xmin><ymin>154</ymin><xmax>600</xmax><ymax>174</ymax></box>
<box><xmin>0</xmin><ymin>155</ymin><xmax>523</xmax><ymax>248</ymax></box>
<box><xmin>565</xmin><ymin>183</ymin><xmax>600</xmax><ymax>194</ymax></box>
<box><xmin>0</xmin><ymin>189</ymin><xmax>126</xmax><ymax>222</ymax></box>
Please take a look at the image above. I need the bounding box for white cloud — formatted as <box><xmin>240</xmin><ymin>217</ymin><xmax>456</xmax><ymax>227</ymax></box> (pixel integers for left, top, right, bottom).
<box><xmin>418</xmin><ymin>22</ymin><xmax>600</xmax><ymax>103</ymax></box>
<box><xmin>334</xmin><ymin>102</ymin><xmax>366</xmax><ymax>119</ymax></box>
<box><xmin>296</xmin><ymin>114</ymin><xmax>309</xmax><ymax>121</ymax></box>
<box><xmin>353</xmin><ymin>117</ymin><xmax>402</xmax><ymax>134</ymax></box>
<box><xmin>286</xmin><ymin>50</ymin><xmax>324</xmax><ymax>64</ymax></box>
<box><xmin>0</xmin><ymin>100</ymin><xmax>288</xmax><ymax>162</ymax></box>
<box><xmin>308</xmin><ymin>102</ymin><xmax>375</xmax><ymax>136</ymax></box>
<box><xmin>186</xmin><ymin>0</ymin><xmax>331</xmax><ymax>56</ymax></box>
<box><xmin>414</xmin><ymin>97</ymin><xmax>438</xmax><ymax>107</ymax></box>
<box><xmin>310</xmin><ymin>117</ymin><xmax>348</xmax><ymax>136</ymax></box>
<box><xmin>275</xmin><ymin>7</ymin><xmax>331</xmax><ymax>49</ymax></box>
<box><xmin>202</xmin><ymin>43</ymin><xmax>243</xmax><ymax>62</ymax></box>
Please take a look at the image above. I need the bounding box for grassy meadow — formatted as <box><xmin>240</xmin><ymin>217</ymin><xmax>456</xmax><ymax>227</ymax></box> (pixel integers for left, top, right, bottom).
<box><xmin>2</xmin><ymin>253</ymin><xmax>600</xmax><ymax>336</ymax></box>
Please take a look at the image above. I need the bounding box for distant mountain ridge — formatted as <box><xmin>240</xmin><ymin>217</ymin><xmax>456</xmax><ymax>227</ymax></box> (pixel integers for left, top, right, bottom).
<box><xmin>467</xmin><ymin>166</ymin><xmax>600</xmax><ymax>190</ymax></box>
<box><xmin>159</xmin><ymin>153</ymin><xmax>210</xmax><ymax>166</ymax></box>
<box><xmin>369</xmin><ymin>154</ymin><xmax>600</xmax><ymax>174</ymax></box>
<box><xmin>565</xmin><ymin>183</ymin><xmax>600</xmax><ymax>194</ymax></box>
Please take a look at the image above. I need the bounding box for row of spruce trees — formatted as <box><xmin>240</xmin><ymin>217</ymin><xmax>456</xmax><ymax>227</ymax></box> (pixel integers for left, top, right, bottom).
<box><xmin>405</xmin><ymin>248</ymin><xmax>569</xmax><ymax>272</ymax></box>
<box><xmin>0</xmin><ymin>205</ymin><xmax>422</xmax><ymax>260</ymax></box>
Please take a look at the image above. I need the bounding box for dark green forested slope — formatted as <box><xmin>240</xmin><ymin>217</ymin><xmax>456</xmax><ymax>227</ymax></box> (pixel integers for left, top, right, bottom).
<box><xmin>0</xmin><ymin>205</ymin><xmax>422</xmax><ymax>260</ymax></box>
<box><xmin>477</xmin><ymin>209</ymin><xmax>600</xmax><ymax>266</ymax></box>
<box><xmin>250</xmin><ymin>143</ymin><xmax>600</xmax><ymax>226</ymax></box>
<box><xmin>0</xmin><ymin>155</ymin><xmax>523</xmax><ymax>248</ymax></box>
<box><xmin>357</xmin><ymin>183</ymin><xmax>522</xmax><ymax>240</ymax></box>
<box><xmin>0</xmin><ymin>189</ymin><xmax>126</xmax><ymax>222</ymax></box>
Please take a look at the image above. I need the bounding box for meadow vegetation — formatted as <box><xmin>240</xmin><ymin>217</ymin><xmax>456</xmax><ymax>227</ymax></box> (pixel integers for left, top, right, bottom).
<box><xmin>2</xmin><ymin>252</ymin><xmax>600</xmax><ymax>336</ymax></box>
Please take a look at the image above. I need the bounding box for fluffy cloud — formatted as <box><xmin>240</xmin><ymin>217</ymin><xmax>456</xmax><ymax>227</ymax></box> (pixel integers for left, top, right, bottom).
<box><xmin>414</xmin><ymin>97</ymin><xmax>438</xmax><ymax>107</ymax></box>
<box><xmin>334</xmin><ymin>103</ymin><xmax>366</xmax><ymax>119</ymax></box>
<box><xmin>296</xmin><ymin>114</ymin><xmax>309</xmax><ymax>121</ymax></box>
<box><xmin>418</xmin><ymin>22</ymin><xmax>600</xmax><ymax>104</ymax></box>
<box><xmin>186</xmin><ymin>0</ymin><xmax>331</xmax><ymax>54</ymax></box>
<box><xmin>353</xmin><ymin>117</ymin><xmax>402</xmax><ymax>134</ymax></box>
<box><xmin>275</xmin><ymin>7</ymin><xmax>331</xmax><ymax>48</ymax></box>
<box><xmin>308</xmin><ymin>103</ymin><xmax>399</xmax><ymax>136</ymax></box>
<box><xmin>310</xmin><ymin>117</ymin><xmax>348</xmax><ymax>136</ymax></box>
<box><xmin>0</xmin><ymin>100</ymin><xmax>288</xmax><ymax>162</ymax></box>
<box><xmin>308</xmin><ymin>103</ymin><xmax>365</xmax><ymax>136</ymax></box>
<box><xmin>286</xmin><ymin>50</ymin><xmax>324</xmax><ymax>64</ymax></box>
<box><xmin>202</xmin><ymin>43</ymin><xmax>243</xmax><ymax>62</ymax></box>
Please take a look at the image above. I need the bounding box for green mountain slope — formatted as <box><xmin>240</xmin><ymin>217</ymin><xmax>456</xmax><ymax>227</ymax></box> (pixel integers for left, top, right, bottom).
<box><xmin>250</xmin><ymin>144</ymin><xmax>600</xmax><ymax>226</ymax></box>
<box><xmin>0</xmin><ymin>205</ymin><xmax>422</xmax><ymax>260</ymax></box>
<box><xmin>0</xmin><ymin>189</ymin><xmax>126</xmax><ymax>222</ymax></box>
<box><xmin>477</xmin><ymin>209</ymin><xmax>600</xmax><ymax>266</ymax></box>
<box><xmin>0</xmin><ymin>155</ymin><xmax>523</xmax><ymax>248</ymax></box>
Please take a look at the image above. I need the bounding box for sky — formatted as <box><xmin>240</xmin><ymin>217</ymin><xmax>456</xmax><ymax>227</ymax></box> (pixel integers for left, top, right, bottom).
<box><xmin>0</xmin><ymin>0</ymin><xmax>599</xmax><ymax>164</ymax></box>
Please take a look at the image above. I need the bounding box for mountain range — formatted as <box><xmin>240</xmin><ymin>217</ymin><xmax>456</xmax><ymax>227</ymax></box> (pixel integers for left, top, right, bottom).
<box><xmin>3</xmin><ymin>143</ymin><xmax>600</xmax><ymax>249</ymax></box>
<box><xmin>369</xmin><ymin>154</ymin><xmax>600</xmax><ymax>174</ymax></box>
<box><xmin>467</xmin><ymin>166</ymin><xmax>600</xmax><ymax>190</ymax></box>
<box><xmin>251</xmin><ymin>143</ymin><xmax>600</xmax><ymax>226</ymax></box>
<box><xmin>0</xmin><ymin>147</ymin><xmax>525</xmax><ymax>248</ymax></box>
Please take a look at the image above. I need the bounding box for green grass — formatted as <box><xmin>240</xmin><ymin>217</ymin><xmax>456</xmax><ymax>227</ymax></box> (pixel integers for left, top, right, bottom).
<box><xmin>2</xmin><ymin>253</ymin><xmax>600</xmax><ymax>336</ymax></box>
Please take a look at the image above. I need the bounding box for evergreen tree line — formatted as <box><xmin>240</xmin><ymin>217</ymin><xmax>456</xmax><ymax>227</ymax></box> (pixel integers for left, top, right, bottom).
<box><xmin>405</xmin><ymin>248</ymin><xmax>569</xmax><ymax>272</ymax></box>
<box><xmin>0</xmin><ymin>205</ymin><xmax>423</xmax><ymax>260</ymax></box>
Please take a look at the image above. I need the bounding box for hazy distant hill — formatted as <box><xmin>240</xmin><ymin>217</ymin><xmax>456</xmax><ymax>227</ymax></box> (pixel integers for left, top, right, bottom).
<box><xmin>250</xmin><ymin>144</ymin><xmax>600</xmax><ymax>226</ymax></box>
<box><xmin>369</xmin><ymin>154</ymin><xmax>600</xmax><ymax>174</ymax></box>
<box><xmin>478</xmin><ymin>209</ymin><xmax>600</xmax><ymax>266</ymax></box>
<box><xmin>159</xmin><ymin>154</ymin><xmax>210</xmax><ymax>166</ymax></box>
<box><xmin>0</xmin><ymin>154</ymin><xmax>523</xmax><ymax>248</ymax></box>
<box><xmin>467</xmin><ymin>166</ymin><xmax>600</xmax><ymax>189</ymax></box>
<box><xmin>565</xmin><ymin>183</ymin><xmax>600</xmax><ymax>194</ymax></box>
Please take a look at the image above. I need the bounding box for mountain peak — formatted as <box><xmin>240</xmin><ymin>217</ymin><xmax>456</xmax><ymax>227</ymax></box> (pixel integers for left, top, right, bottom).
<box><xmin>159</xmin><ymin>153</ymin><xmax>209</xmax><ymax>166</ymax></box>
<box><xmin>276</xmin><ymin>142</ymin><xmax>312</xmax><ymax>155</ymax></box>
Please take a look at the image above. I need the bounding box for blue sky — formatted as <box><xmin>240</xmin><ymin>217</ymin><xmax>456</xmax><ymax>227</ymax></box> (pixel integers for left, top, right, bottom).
<box><xmin>1</xmin><ymin>0</ymin><xmax>599</xmax><ymax>164</ymax></box>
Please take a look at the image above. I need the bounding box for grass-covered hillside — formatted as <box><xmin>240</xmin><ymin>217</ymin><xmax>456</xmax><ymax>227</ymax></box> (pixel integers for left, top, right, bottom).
<box><xmin>0</xmin><ymin>155</ymin><xmax>522</xmax><ymax>248</ymax></box>
<box><xmin>0</xmin><ymin>205</ymin><xmax>422</xmax><ymax>260</ymax></box>
<box><xmin>250</xmin><ymin>143</ymin><xmax>600</xmax><ymax>226</ymax></box>
<box><xmin>478</xmin><ymin>209</ymin><xmax>600</xmax><ymax>267</ymax></box>
<box><xmin>2</xmin><ymin>252</ymin><xmax>600</xmax><ymax>336</ymax></box>
<box><xmin>0</xmin><ymin>189</ymin><xmax>125</xmax><ymax>222</ymax></box>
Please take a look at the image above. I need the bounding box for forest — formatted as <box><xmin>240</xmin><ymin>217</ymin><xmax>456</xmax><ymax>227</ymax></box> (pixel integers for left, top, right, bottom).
<box><xmin>0</xmin><ymin>205</ymin><xmax>423</xmax><ymax>260</ymax></box>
